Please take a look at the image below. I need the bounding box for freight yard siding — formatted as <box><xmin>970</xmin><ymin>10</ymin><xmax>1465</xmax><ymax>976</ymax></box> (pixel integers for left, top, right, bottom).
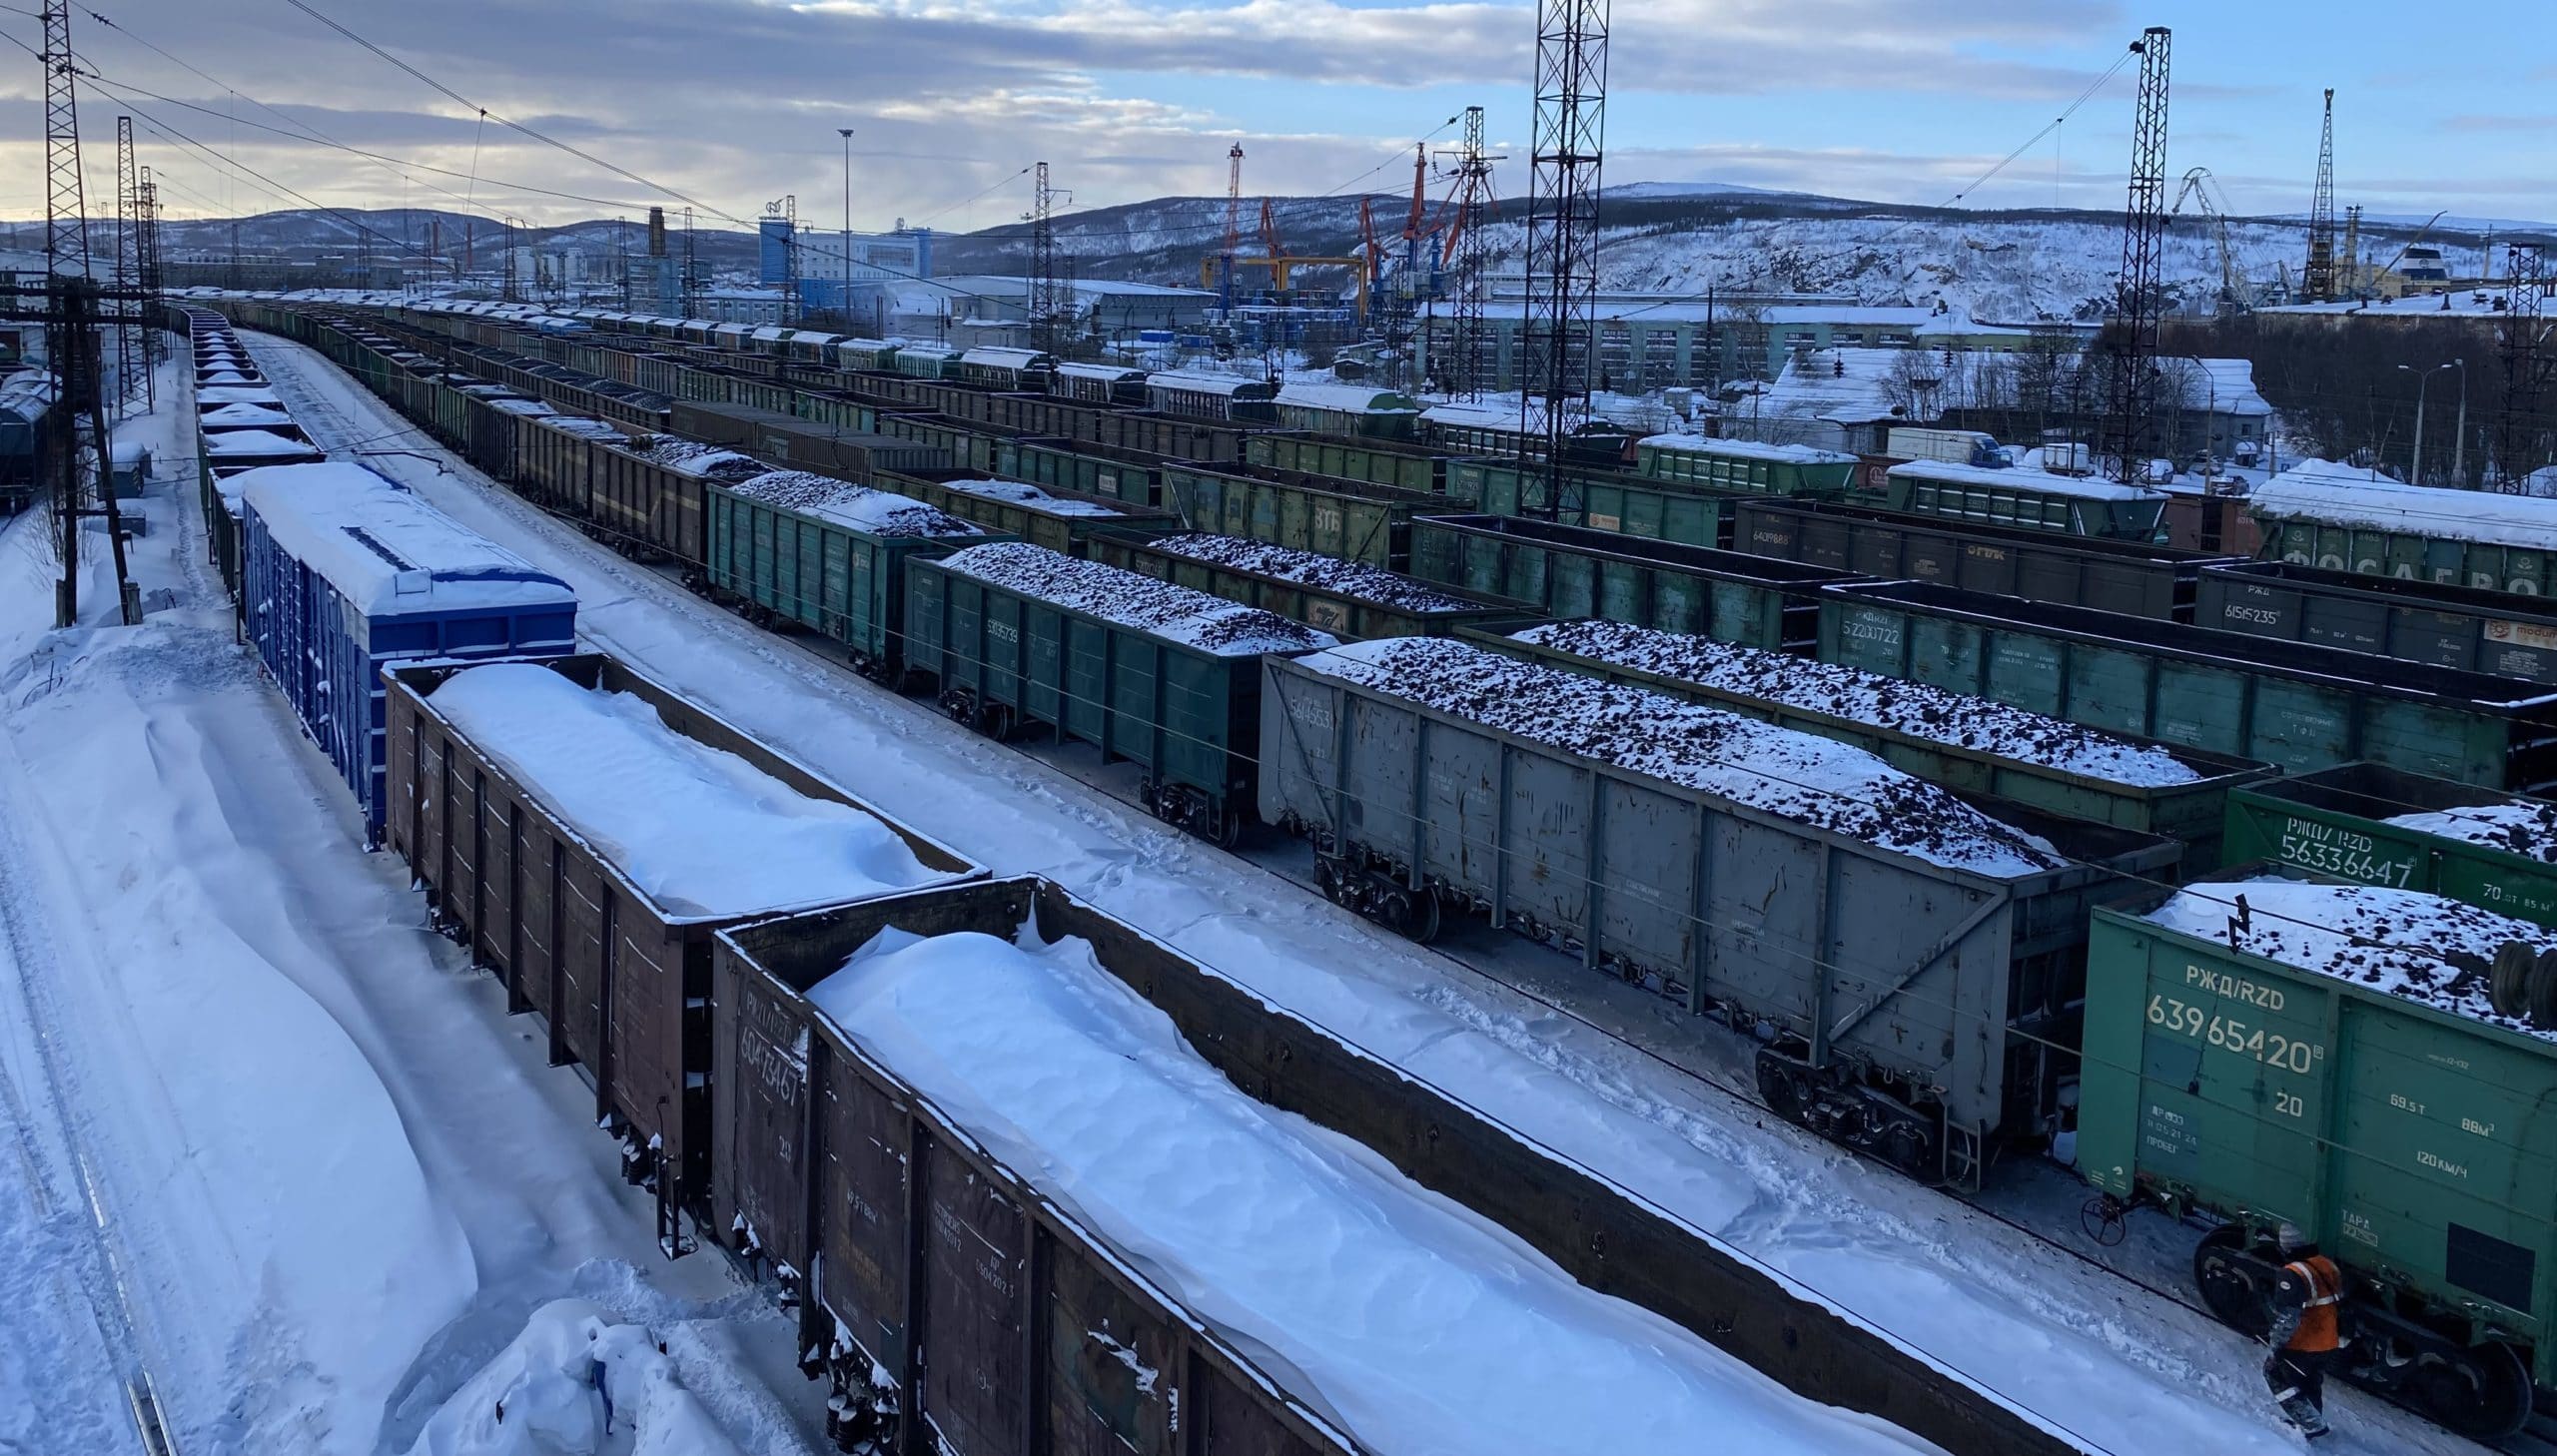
<box><xmin>1162</xmin><ymin>460</ymin><xmax>1438</xmax><ymax>571</ymax></box>
<box><xmin>1083</xmin><ymin>528</ymin><xmax>1533</xmax><ymax>641</ymax></box>
<box><xmin>2196</xmin><ymin>558</ymin><xmax>2557</xmax><ymax>682</ymax></box>
<box><xmin>716</xmin><ymin>877</ymin><xmax>2079</xmax><ymax>1456</ymax></box>
<box><xmin>1821</xmin><ymin>578</ymin><xmax>2557</xmax><ymax>790</ymax></box>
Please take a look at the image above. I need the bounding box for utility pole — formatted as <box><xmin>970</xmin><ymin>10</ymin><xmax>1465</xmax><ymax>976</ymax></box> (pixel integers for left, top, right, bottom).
<box><xmin>36</xmin><ymin>3</ymin><xmax>136</xmax><ymax>626</ymax></box>
<box><xmin>111</xmin><ymin>115</ymin><xmax>148</xmax><ymax>413</ymax></box>
<box><xmin>2104</xmin><ymin>27</ymin><xmax>2170</xmax><ymax>485</ymax></box>
<box><xmin>839</xmin><ymin>128</ymin><xmax>856</xmax><ymax>327</ymax></box>
<box><xmin>2303</xmin><ymin>89</ymin><xmax>2338</xmax><ymax>304</ymax></box>
<box><xmin>1522</xmin><ymin>0</ymin><xmax>1609</xmax><ymax>520</ymax></box>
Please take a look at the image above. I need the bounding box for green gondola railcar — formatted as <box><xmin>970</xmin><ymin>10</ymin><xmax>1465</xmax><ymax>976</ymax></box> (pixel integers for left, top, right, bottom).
<box><xmin>2250</xmin><ymin>465</ymin><xmax>2557</xmax><ymax>597</ymax></box>
<box><xmin>1884</xmin><ymin>459</ymin><xmax>2169</xmax><ymax>540</ymax></box>
<box><xmin>2223</xmin><ymin>762</ymin><xmax>2557</xmax><ymax>926</ymax></box>
<box><xmin>1083</xmin><ymin>526</ymin><xmax>1530</xmax><ymax>641</ymax></box>
<box><xmin>1161</xmin><ymin>461</ymin><xmax>1438</xmax><ymax>571</ymax></box>
<box><xmin>1634</xmin><ymin>434</ymin><xmax>1861</xmax><ymax>498</ymax></box>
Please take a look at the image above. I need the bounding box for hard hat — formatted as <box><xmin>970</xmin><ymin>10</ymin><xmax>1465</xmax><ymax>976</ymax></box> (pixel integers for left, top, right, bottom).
<box><xmin>2275</xmin><ymin>1221</ymin><xmax>2308</xmax><ymax>1253</ymax></box>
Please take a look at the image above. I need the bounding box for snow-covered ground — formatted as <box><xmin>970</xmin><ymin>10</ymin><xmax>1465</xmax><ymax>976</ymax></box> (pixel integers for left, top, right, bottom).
<box><xmin>240</xmin><ymin>328</ymin><xmax>2499</xmax><ymax>1455</ymax></box>
<box><xmin>0</xmin><ymin>359</ymin><xmax>821</xmax><ymax>1456</ymax></box>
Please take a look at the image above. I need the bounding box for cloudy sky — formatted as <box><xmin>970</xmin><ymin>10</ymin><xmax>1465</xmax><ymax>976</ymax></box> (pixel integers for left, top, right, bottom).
<box><xmin>2</xmin><ymin>0</ymin><xmax>2549</xmax><ymax>237</ymax></box>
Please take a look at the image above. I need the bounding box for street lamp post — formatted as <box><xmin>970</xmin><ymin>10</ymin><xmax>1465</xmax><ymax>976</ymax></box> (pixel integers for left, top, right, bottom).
<box><xmin>2399</xmin><ymin>360</ymin><xmax>2461</xmax><ymax>486</ymax></box>
<box><xmin>839</xmin><ymin>127</ymin><xmax>856</xmax><ymax>326</ymax></box>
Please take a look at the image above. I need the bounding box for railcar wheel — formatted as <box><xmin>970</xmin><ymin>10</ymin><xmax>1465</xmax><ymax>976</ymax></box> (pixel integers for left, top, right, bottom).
<box><xmin>1212</xmin><ymin>806</ymin><xmax>1245</xmax><ymax>851</ymax></box>
<box><xmin>2192</xmin><ymin>1225</ymin><xmax>2272</xmax><ymax>1338</ymax></box>
<box><xmin>1396</xmin><ymin>887</ymin><xmax>1442</xmax><ymax>945</ymax></box>
<box><xmin>2412</xmin><ymin>1339</ymin><xmax>2533</xmax><ymax>1441</ymax></box>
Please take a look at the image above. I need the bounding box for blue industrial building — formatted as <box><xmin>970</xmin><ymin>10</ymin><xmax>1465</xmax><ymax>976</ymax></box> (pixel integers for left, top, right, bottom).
<box><xmin>757</xmin><ymin>215</ymin><xmax>937</xmax><ymax>317</ymax></box>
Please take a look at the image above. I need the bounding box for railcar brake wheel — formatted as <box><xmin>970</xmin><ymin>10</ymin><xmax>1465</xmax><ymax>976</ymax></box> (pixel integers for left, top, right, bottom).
<box><xmin>2192</xmin><ymin>1225</ymin><xmax>2272</xmax><ymax>1337</ymax></box>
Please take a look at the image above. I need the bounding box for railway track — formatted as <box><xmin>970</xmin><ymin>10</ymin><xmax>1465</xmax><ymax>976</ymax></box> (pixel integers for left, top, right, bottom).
<box><xmin>253</xmin><ymin>329</ymin><xmax>2498</xmax><ymax>1456</ymax></box>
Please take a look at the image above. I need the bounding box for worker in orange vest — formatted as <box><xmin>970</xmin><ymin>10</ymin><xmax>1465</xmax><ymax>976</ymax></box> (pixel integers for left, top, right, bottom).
<box><xmin>2262</xmin><ymin>1222</ymin><xmax>2346</xmax><ymax>1440</ymax></box>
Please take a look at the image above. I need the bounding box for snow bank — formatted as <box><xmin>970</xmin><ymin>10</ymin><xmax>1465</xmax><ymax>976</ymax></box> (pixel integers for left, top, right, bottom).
<box><xmin>1299</xmin><ymin>638</ymin><xmax>2062</xmax><ymax>876</ymax></box>
<box><xmin>2383</xmin><ymin>800</ymin><xmax>2557</xmax><ymax>863</ymax></box>
<box><xmin>427</xmin><ymin>663</ymin><xmax>950</xmax><ymax>919</ymax></box>
<box><xmin>2250</xmin><ymin>461</ymin><xmax>2557</xmax><ymax>549</ymax></box>
<box><xmin>400</xmin><ymin>1299</ymin><xmax>744</xmax><ymax>1456</ymax></box>
<box><xmin>1147</xmin><ymin>534</ymin><xmax>1477</xmax><ymax>614</ymax></box>
<box><xmin>937</xmin><ymin>477</ymin><xmax>1126</xmax><ymax>517</ymax></box>
<box><xmin>936</xmin><ymin>542</ymin><xmax>1337</xmax><ymax>656</ymax></box>
<box><xmin>1640</xmin><ymin>434</ymin><xmax>1858</xmax><ymax>465</ymax></box>
<box><xmin>2145</xmin><ymin>879</ymin><xmax>2557</xmax><ymax>1037</ymax></box>
<box><xmin>1512</xmin><ymin>620</ymin><xmax>2202</xmax><ymax>787</ymax></box>
<box><xmin>239</xmin><ymin>461</ymin><xmax>577</xmax><ymax>616</ymax></box>
<box><xmin>808</xmin><ymin>927</ymin><xmax>1937</xmax><ymax>1456</ymax></box>
<box><xmin>726</xmin><ymin>469</ymin><xmax>982</xmax><ymax>538</ymax></box>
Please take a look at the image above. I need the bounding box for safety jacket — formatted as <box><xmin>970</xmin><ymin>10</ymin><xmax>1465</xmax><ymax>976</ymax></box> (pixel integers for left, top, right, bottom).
<box><xmin>2281</xmin><ymin>1254</ymin><xmax>2344</xmax><ymax>1353</ymax></box>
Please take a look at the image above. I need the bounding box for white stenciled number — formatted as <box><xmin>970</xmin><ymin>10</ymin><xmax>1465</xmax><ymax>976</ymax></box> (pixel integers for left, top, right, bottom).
<box><xmin>2274</xmin><ymin>1090</ymin><xmax>2304</xmax><ymax>1118</ymax></box>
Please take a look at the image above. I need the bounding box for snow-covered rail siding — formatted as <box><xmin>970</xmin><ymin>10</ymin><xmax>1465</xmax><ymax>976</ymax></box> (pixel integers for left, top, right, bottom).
<box><xmin>2197</xmin><ymin>558</ymin><xmax>2557</xmax><ymax>684</ymax></box>
<box><xmin>1411</xmin><ymin>511</ymin><xmax>1862</xmax><ymax>653</ymax></box>
<box><xmin>381</xmin><ymin>653</ymin><xmax>983</xmax><ymax>1240</ymax></box>
<box><xmin>714</xmin><ymin>877</ymin><xmax>2079</xmax><ymax>1456</ymax></box>
<box><xmin>1260</xmin><ymin>639</ymin><xmax>2183</xmax><ymax>1187</ymax></box>
<box><xmin>2224</xmin><ymin>761</ymin><xmax>2557</xmax><ymax>927</ymax></box>
<box><xmin>1477</xmin><ymin>617</ymin><xmax>2275</xmax><ymax>867</ymax></box>
<box><xmin>1734</xmin><ymin>496</ymin><xmax>2238</xmax><ymax>621</ymax></box>
<box><xmin>1823</xmin><ymin>577</ymin><xmax>2557</xmax><ymax>790</ymax></box>
<box><xmin>237</xmin><ymin>460</ymin><xmax>576</xmax><ymax>842</ymax></box>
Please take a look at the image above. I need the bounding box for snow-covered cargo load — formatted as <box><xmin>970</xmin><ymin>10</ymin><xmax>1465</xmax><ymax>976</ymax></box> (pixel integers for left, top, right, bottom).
<box><xmin>1261</xmin><ymin>636</ymin><xmax>2180</xmax><ymax>1184</ymax></box>
<box><xmin>715</xmin><ymin>876</ymin><xmax>2064</xmax><ymax>1456</ymax></box>
<box><xmin>1482</xmin><ymin>617</ymin><xmax>2274</xmax><ymax>865</ymax></box>
<box><xmin>202</xmin><ymin>426</ymin><xmax>323</xmax><ymax>475</ymax></box>
<box><xmin>1082</xmin><ymin>528</ymin><xmax>1536</xmax><ymax>641</ymax></box>
<box><xmin>383</xmin><ymin>654</ymin><xmax>982</xmax><ymax>1245</ymax></box>
<box><xmin>238</xmin><ymin>460</ymin><xmax>576</xmax><ymax>840</ymax></box>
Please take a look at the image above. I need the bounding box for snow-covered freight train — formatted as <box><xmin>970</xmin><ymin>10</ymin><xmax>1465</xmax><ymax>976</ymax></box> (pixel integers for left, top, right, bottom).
<box><xmin>198</xmin><ymin>296</ymin><xmax>2557</xmax><ymax>1440</ymax></box>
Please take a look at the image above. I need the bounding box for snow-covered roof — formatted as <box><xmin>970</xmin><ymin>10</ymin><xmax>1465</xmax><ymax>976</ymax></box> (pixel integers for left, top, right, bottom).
<box><xmin>239</xmin><ymin>462</ymin><xmax>574</xmax><ymax>617</ymax></box>
<box><xmin>1421</xmin><ymin>396</ymin><xmax>1635</xmax><ymax>436</ymax></box>
<box><xmin>425</xmin><ymin>663</ymin><xmax>949</xmax><ymax>921</ymax></box>
<box><xmin>935</xmin><ymin>478</ymin><xmax>1130</xmax><ymax>517</ymax></box>
<box><xmin>1639</xmin><ymin>434</ymin><xmax>1858</xmax><ymax>465</ymax></box>
<box><xmin>1275</xmin><ymin>380</ymin><xmax>1419</xmax><ymax>415</ymax></box>
<box><xmin>960</xmin><ymin>346</ymin><xmax>1052</xmax><ymax>368</ymax></box>
<box><xmin>1887</xmin><ymin>458</ymin><xmax>2165</xmax><ymax>502</ymax></box>
<box><xmin>1296</xmin><ymin>637</ymin><xmax>2060</xmax><ymax>877</ymax></box>
<box><xmin>1759</xmin><ymin>347</ymin><xmax>1927</xmax><ymax>426</ymax></box>
<box><xmin>934</xmin><ymin>542</ymin><xmax>1336</xmax><ymax>656</ymax></box>
<box><xmin>750</xmin><ymin>326</ymin><xmax>789</xmax><ymax>342</ymax></box>
<box><xmin>2143</xmin><ymin>879</ymin><xmax>2557</xmax><ymax>1040</ymax></box>
<box><xmin>2249</xmin><ymin>462</ymin><xmax>2557</xmax><ymax>549</ymax></box>
<box><xmin>1148</xmin><ymin>369</ymin><xmax>1273</xmax><ymax>398</ymax></box>
<box><xmin>1055</xmin><ymin>361</ymin><xmax>1144</xmax><ymax>382</ymax></box>
<box><xmin>2161</xmin><ymin>358</ymin><xmax>2272</xmax><ymax>416</ymax></box>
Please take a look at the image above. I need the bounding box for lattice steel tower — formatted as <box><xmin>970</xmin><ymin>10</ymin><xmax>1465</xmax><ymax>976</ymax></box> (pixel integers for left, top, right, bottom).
<box><xmin>112</xmin><ymin>115</ymin><xmax>148</xmax><ymax>412</ymax></box>
<box><xmin>1521</xmin><ymin>0</ymin><xmax>1608</xmax><ymax>520</ymax></box>
<box><xmin>2303</xmin><ymin>89</ymin><xmax>2338</xmax><ymax>304</ymax></box>
<box><xmin>2103</xmin><ymin>27</ymin><xmax>2170</xmax><ymax>484</ymax></box>
<box><xmin>2497</xmin><ymin>244</ymin><xmax>2550</xmax><ymax>492</ymax></box>
<box><xmin>135</xmin><ymin>167</ymin><xmax>163</xmax><ymax>369</ymax></box>
<box><xmin>1029</xmin><ymin>161</ymin><xmax>1061</xmax><ymax>355</ymax></box>
<box><xmin>1438</xmin><ymin>106</ymin><xmax>1501</xmax><ymax>400</ymax></box>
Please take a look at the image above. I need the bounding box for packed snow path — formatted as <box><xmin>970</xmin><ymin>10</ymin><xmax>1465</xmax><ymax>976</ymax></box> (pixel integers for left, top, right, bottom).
<box><xmin>250</xmin><ymin>330</ymin><xmax>2487</xmax><ymax>1455</ymax></box>
<box><xmin>0</xmin><ymin>363</ymin><xmax>820</xmax><ymax>1455</ymax></box>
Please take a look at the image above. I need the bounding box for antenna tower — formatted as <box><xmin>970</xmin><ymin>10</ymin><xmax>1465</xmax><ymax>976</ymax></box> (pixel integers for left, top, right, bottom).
<box><xmin>2496</xmin><ymin>244</ymin><xmax>2550</xmax><ymax>491</ymax></box>
<box><xmin>2103</xmin><ymin>26</ymin><xmax>2170</xmax><ymax>484</ymax></box>
<box><xmin>2304</xmin><ymin>89</ymin><xmax>2337</xmax><ymax>303</ymax></box>
<box><xmin>1521</xmin><ymin>0</ymin><xmax>1609</xmax><ymax>519</ymax></box>
<box><xmin>112</xmin><ymin>115</ymin><xmax>148</xmax><ymax>413</ymax></box>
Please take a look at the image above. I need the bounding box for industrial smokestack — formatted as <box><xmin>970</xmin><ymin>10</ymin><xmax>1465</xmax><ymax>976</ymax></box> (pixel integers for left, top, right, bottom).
<box><xmin>647</xmin><ymin>207</ymin><xmax>666</xmax><ymax>259</ymax></box>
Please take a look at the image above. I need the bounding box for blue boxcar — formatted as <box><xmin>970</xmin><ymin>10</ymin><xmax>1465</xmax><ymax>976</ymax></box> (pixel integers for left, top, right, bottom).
<box><xmin>238</xmin><ymin>461</ymin><xmax>576</xmax><ymax>841</ymax></box>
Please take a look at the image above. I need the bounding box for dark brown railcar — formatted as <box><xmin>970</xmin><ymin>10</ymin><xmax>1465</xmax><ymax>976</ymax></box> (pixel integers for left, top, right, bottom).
<box><xmin>382</xmin><ymin>653</ymin><xmax>980</xmax><ymax>1249</ymax></box>
<box><xmin>713</xmin><ymin>879</ymin><xmax>1358</xmax><ymax>1456</ymax></box>
<box><xmin>714</xmin><ymin>876</ymin><xmax>2084</xmax><ymax>1456</ymax></box>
